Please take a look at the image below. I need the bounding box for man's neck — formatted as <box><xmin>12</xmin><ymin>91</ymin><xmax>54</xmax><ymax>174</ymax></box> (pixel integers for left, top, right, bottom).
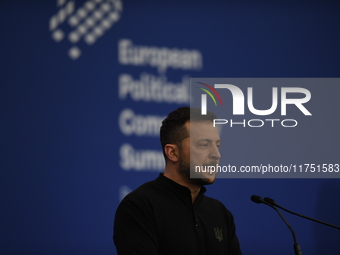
<box><xmin>164</xmin><ymin>169</ymin><xmax>201</xmax><ymax>204</ymax></box>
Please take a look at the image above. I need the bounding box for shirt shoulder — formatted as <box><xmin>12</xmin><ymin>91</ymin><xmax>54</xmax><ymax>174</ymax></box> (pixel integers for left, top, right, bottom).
<box><xmin>121</xmin><ymin>179</ymin><xmax>161</xmax><ymax>202</ymax></box>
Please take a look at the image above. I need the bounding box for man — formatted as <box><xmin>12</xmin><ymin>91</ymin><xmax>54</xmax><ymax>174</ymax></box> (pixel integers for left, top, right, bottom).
<box><xmin>113</xmin><ymin>107</ymin><xmax>242</xmax><ymax>255</ymax></box>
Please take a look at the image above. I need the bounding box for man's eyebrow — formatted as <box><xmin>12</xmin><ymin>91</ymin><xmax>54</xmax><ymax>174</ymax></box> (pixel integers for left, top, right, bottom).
<box><xmin>197</xmin><ymin>139</ymin><xmax>221</xmax><ymax>143</ymax></box>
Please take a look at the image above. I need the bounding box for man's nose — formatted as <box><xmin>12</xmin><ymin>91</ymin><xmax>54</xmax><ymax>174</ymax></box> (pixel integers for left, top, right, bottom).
<box><xmin>210</xmin><ymin>144</ymin><xmax>221</xmax><ymax>161</ymax></box>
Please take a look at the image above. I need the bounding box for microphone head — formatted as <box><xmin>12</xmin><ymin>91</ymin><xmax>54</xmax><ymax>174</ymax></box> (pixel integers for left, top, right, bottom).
<box><xmin>251</xmin><ymin>195</ymin><xmax>263</xmax><ymax>204</ymax></box>
<box><xmin>263</xmin><ymin>197</ymin><xmax>276</xmax><ymax>205</ymax></box>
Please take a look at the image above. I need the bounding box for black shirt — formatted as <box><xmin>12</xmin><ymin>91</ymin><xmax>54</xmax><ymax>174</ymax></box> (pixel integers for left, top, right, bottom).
<box><xmin>114</xmin><ymin>173</ymin><xmax>242</xmax><ymax>255</ymax></box>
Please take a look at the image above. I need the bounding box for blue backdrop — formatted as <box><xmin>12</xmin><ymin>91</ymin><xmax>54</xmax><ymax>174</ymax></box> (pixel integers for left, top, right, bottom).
<box><xmin>1</xmin><ymin>0</ymin><xmax>340</xmax><ymax>254</ymax></box>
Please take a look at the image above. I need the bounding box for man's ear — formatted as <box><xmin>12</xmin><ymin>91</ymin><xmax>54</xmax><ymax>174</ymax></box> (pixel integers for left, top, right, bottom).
<box><xmin>164</xmin><ymin>144</ymin><xmax>179</xmax><ymax>163</ymax></box>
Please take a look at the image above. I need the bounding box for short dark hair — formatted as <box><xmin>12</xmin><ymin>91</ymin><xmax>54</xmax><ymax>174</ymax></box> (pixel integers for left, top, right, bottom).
<box><xmin>160</xmin><ymin>107</ymin><xmax>216</xmax><ymax>161</ymax></box>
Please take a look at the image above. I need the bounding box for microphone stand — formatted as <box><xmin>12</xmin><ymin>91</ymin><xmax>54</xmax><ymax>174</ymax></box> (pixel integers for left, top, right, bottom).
<box><xmin>263</xmin><ymin>197</ymin><xmax>340</xmax><ymax>230</ymax></box>
<box><xmin>251</xmin><ymin>195</ymin><xmax>302</xmax><ymax>255</ymax></box>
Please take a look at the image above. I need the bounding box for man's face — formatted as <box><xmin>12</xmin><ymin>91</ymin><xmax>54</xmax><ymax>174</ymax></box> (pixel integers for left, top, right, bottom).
<box><xmin>179</xmin><ymin>121</ymin><xmax>221</xmax><ymax>186</ymax></box>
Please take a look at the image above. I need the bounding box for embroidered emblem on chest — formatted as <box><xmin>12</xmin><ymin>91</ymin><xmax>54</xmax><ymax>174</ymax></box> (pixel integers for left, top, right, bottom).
<box><xmin>214</xmin><ymin>227</ymin><xmax>223</xmax><ymax>242</ymax></box>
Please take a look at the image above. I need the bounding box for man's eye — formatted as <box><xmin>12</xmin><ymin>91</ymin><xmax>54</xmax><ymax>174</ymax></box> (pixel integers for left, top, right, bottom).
<box><xmin>199</xmin><ymin>143</ymin><xmax>208</xmax><ymax>147</ymax></box>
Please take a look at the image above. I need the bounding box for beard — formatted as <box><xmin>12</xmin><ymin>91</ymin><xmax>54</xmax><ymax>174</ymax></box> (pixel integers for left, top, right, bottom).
<box><xmin>178</xmin><ymin>150</ymin><xmax>217</xmax><ymax>186</ymax></box>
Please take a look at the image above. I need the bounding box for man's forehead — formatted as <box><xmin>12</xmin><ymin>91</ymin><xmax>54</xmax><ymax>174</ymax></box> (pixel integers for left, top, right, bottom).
<box><xmin>187</xmin><ymin>121</ymin><xmax>220</xmax><ymax>138</ymax></box>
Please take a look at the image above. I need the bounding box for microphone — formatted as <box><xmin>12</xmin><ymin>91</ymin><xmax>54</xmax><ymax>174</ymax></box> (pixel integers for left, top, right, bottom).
<box><xmin>251</xmin><ymin>195</ymin><xmax>302</xmax><ymax>255</ymax></box>
<box><xmin>263</xmin><ymin>197</ymin><xmax>340</xmax><ymax>230</ymax></box>
<box><xmin>250</xmin><ymin>194</ymin><xmax>263</xmax><ymax>204</ymax></box>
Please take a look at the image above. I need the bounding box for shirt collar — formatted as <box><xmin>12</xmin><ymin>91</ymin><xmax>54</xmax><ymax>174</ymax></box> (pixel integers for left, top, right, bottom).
<box><xmin>156</xmin><ymin>173</ymin><xmax>206</xmax><ymax>201</ymax></box>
